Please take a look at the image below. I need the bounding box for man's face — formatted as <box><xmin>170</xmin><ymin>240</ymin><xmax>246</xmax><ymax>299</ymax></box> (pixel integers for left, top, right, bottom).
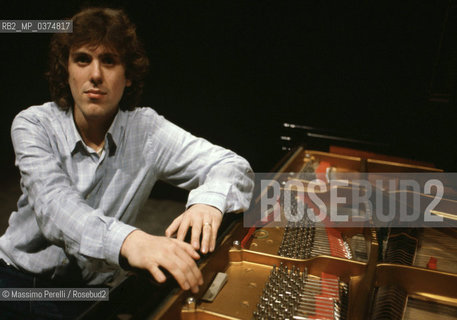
<box><xmin>68</xmin><ymin>44</ymin><xmax>131</xmax><ymax>123</ymax></box>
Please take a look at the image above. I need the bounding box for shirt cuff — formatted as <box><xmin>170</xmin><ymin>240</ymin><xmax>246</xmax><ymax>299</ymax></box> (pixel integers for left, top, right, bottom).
<box><xmin>103</xmin><ymin>222</ymin><xmax>138</xmax><ymax>267</ymax></box>
<box><xmin>186</xmin><ymin>191</ymin><xmax>227</xmax><ymax>214</ymax></box>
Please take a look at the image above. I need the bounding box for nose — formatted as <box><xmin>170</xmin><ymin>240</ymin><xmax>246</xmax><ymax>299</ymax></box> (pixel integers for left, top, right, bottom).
<box><xmin>89</xmin><ymin>60</ymin><xmax>103</xmax><ymax>85</ymax></box>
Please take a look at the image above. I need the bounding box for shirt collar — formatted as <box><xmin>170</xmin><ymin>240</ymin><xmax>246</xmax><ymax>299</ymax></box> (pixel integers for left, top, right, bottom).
<box><xmin>68</xmin><ymin>107</ymin><xmax>125</xmax><ymax>157</ymax></box>
<box><xmin>106</xmin><ymin>110</ymin><xmax>125</xmax><ymax>156</ymax></box>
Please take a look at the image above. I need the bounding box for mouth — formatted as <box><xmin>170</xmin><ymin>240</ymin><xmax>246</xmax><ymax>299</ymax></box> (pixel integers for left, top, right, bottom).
<box><xmin>84</xmin><ymin>89</ymin><xmax>107</xmax><ymax>99</ymax></box>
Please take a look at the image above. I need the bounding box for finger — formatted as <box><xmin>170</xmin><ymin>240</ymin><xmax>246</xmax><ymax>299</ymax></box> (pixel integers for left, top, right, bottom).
<box><xmin>164</xmin><ymin>249</ymin><xmax>200</xmax><ymax>292</ymax></box>
<box><xmin>176</xmin><ymin>215</ymin><xmax>191</xmax><ymax>242</ymax></box>
<box><xmin>149</xmin><ymin>264</ymin><xmax>167</xmax><ymax>284</ymax></box>
<box><xmin>200</xmin><ymin>221</ymin><xmax>212</xmax><ymax>254</ymax></box>
<box><xmin>161</xmin><ymin>259</ymin><xmax>191</xmax><ymax>291</ymax></box>
<box><xmin>175</xmin><ymin>246</ymin><xmax>203</xmax><ymax>289</ymax></box>
<box><xmin>209</xmin><ymin>218</ymin><xmax>221</xmax><ymax>252</ymax></box>
<box><xmin>190</xmin><ymin>218</ymin><xmax>203</xmax><ymax>250</ymax></box>
<box><xmin>165</xmin><ymin>215</ymin><xmax>183</xmax><ymax>237</ymax></box>
<box><xmin>178</xmin><ymin>240</ymin><xmax>201</xmax><ymax>260</ymax></box>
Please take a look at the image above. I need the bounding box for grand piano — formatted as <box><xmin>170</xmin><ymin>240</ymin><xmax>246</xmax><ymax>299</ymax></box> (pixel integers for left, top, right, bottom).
<box><xmin>79</xmin><ymin>126</ymin><xmax>457</xmax><ymax>320</ymax></box>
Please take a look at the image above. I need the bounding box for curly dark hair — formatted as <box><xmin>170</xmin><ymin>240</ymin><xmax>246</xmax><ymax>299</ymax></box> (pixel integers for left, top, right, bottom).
<box><xmin>47</xmin><ymin>7</ymin><xmax>149</xmax><ymax>111</ymax></box>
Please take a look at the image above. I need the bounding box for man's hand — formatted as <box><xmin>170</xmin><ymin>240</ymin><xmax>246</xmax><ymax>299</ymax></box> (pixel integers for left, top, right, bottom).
<box><xmin>165</xmin><ymin>204</ymin><xmax>222</xmax><ymax>254</ymax></box>
<box><xmin>120</xmin><ymin>230</ymin><xmax>203</xmax><ymax>293</ymax></box>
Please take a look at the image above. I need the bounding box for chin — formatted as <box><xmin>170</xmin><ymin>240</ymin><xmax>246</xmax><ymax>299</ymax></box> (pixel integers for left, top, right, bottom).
<box><xmin>85</xmin><ymin>103</ymin><xmax>117</xmax><ymax>117</ymax></box>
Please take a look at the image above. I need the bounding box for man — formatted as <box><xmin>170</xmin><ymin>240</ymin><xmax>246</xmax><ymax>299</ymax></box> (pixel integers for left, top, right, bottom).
<box><xmin>0</xmin><ymin>7</ymin><xmax>253</xmax><ymax>318</ymax></box>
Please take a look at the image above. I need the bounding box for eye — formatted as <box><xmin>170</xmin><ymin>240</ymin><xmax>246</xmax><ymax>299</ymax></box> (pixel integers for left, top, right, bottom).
<box><xmin>73</xmin><ymin>53</ymin><xmax>91</xmax><ymax>65</ymax></box>
<box><xmin>101</xmin><ymin>54</ymin><xmax>119</xmax><ymax>66</ymax></box>
<box><xmin>102</xmin><ymin>56</ymin><xmax>115</xmax><ymax>65</ymax></box>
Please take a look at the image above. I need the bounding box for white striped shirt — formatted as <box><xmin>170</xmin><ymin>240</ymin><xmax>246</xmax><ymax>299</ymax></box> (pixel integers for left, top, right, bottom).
<box><xmin>0</xmin><ymin>102</ymin><xmax>254</xmax><ymax>285</ymax></box>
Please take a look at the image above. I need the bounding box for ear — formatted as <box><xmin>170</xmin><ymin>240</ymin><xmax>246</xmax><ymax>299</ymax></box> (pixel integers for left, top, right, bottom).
<box><xmin>126</xmin><ymin>79</ymin><xmax>132</xmax><ymax>87</ymax></box>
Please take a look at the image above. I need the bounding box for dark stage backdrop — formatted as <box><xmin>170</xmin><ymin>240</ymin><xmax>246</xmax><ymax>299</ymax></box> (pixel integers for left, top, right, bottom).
<box><xmin>1</xmin><ymin>0</ymin><xmax>456</xmax><ymax>178</ymax></box>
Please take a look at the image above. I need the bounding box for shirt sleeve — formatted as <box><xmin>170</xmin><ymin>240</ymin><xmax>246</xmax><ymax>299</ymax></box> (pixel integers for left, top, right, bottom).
<box><xmin>11</xmin><ymin>112</ymin><xmax>137</xmax><ymax>271</ymax></box>
<box><xmin>149</xmin><ymin>111</ymin><xmax>255</xmax><ymax>213</ymax></box>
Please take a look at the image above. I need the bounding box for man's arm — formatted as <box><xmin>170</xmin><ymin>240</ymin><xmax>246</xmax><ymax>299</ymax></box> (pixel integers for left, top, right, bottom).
<box><xmin>12</xmin><ymin>110</ymin><xmax>202</xmax><ymax>291</ymax></box>
<box><xmin>12</xmin><ymin>112</ymin><xmax>135</xmax><ymax>269</ymax></box>
<box><xmin>148</xmin><ymin>111</ymin><xmax>254</xmax><ymax>252</ymax></box>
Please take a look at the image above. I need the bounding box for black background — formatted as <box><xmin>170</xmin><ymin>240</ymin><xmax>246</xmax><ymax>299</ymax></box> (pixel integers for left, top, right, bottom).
<box><xmin>1</xmin><ymin>0</ymin><xmax>456</xmax><ymax>177</ymax></box>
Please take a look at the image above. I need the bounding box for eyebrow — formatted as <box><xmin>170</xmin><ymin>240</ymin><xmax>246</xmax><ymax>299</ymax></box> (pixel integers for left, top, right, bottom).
<box><xmin>70</xmin><ymin>51</ymin><xmax>88</xmax><ymax>59</ymax></box>
<box><xmin>70</xmin><ymin>50</ymin><xmax>120</xmax><ymax>60</ymax></box>
<box><xmin>99</xmin><ymin>52</ymin><xmax>120</xmax><ymax>60</ymax></box>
